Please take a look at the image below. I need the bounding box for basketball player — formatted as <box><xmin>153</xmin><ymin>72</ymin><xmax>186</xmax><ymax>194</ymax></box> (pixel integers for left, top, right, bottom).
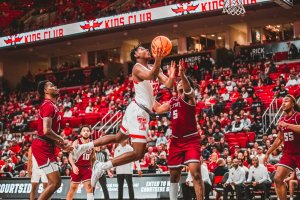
<box><xmin>264</xmin><ymin>94</ymin><xmax>300</xmax><ymax>200</ymax></box>
<box><xmin>72</xmin><ymin>45</ymin><xmax>176</xmax><ymax>187</ymax></box>
<box><xmin>66</xmin><ymin>126</ymin><xmax>94</xmax><ymax>200</ymax></box>
<box><xmin>153</xmin><ymin>59</ymin><xmax>204</xmax><ymax>200</ymax></box>
<box><xmin>28</xmin><ymin>147</ymin><xmax>48</xmax><ymax>200</ymax></box>
<box><xmin>31</xmin><ymin>80</ymin><xmax>73</xmax><ymax>200</ymax></box>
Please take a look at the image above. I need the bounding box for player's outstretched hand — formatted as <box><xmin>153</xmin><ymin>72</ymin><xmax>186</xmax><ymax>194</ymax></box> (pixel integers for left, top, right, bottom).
<box><xmin>178</xmin><ymin>59</ymin><xmax>186</xmax><ymax>76</ymax></box>
<box><xmin>167</xmin><ymin>60</ymin><xmax>176</xmax><ymax>78</ymax></box>
<box><xmin>72</xmin><ymin>165</ymin><xmax>79</xmax><ymax>175</ymax></box>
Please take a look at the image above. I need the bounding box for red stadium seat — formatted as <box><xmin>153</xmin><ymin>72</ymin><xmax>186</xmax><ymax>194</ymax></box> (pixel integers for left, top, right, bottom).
<box><xmin>247</xmin><ymin>132</ymin><xmax>256</xmax><ymax>143</ymax></box>
<box><xmin>69</xmin><ymin>117</ymin><xmax>83</xmax><ymax>128</ymax></box>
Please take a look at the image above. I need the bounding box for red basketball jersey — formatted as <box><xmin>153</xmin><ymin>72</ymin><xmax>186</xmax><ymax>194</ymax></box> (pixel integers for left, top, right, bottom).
<box><xmin>279</xmin><ymin>112</ymin><xmax>300</xmax><ymax>154</ymax></box>
<box><xmin>170</xmin><ymin>97</ymin><xmax>197</xmax><ymax>137</ymax></box>
<box><xmin>37</xmin><ymin>99</ymin><xmax>61</xmax><ymax>137</ymax></box>
<box><xmin>76</xmin><ymin>138</ymin><xmax>93</xmax><ymax>167</ymax></box>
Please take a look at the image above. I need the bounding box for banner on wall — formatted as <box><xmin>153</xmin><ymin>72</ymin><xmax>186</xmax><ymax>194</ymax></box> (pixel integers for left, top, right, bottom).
<box><xmin>0</xmin><ymin>0</ymin><xmax>271</xmax><ymax>48</ymax></box>
<box><xmin>240</xmin><ymin>40</ymin><xmax>300</xmax><ymax>60</ymax></box>
<box><xmin>0</xmin><ymin>174</ymin><xmax>187</xmax><ymax>199</ymax></box>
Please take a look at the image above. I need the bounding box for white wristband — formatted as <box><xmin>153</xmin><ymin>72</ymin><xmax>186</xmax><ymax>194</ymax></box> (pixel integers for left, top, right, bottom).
<box><xmin>184</xmin><ymin>88</ymin><xmax>193</xmax><ymax>95</ymax></box>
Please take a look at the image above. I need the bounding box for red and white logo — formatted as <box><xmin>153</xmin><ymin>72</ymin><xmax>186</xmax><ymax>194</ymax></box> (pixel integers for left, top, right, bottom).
<box><xmin>80</xmin><ymin>19</ymin><xmax>103</xmax><ymax>31</ymax></box>
<box><xmin>4</xmin><ymin>35</ymin><xmax>23</xmax><ymax>45</ymax></box>
<box><xmin>137</xmin><ymin>116</ymin><xmax>147</xmax><ymax>131</ymax></box>
<box><xmin>171</xmin><ymin>2</ymin><xmax>199</xmax><ymax>15</ymax></box>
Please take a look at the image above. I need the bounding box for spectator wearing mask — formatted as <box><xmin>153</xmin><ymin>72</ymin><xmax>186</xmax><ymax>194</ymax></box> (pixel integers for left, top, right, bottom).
<box><xmin>223</xmin><ymin>158</ymin><xmax>245</xmax><ymax>200</ymax></box>
<box><xmin>244</xmin><ymin>157</ymin><xmax>271</xmax><ymax>200</ymax></box>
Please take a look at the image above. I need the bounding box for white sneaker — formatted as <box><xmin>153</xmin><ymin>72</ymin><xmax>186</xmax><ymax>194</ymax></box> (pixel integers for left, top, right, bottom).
<box><xmin>72</xmin><ymin>143</ymin><xmax>90</xmax><ymax>162</ymax></box>
<box><xmin>91</xmin><ymin>160</ymin><xmax>105</xmax><ymax>187</ymax></box>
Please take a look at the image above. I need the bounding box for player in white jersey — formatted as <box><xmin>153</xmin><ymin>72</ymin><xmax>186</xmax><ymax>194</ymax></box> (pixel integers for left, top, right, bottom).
<box><xmin>72</xmin><ymin>45</ymin><xmax>176</xmax><ymax>186</ymax></box>
<box><xmin>28</xmin><ymin>147</ymin><xmax>48</xmax><ymax>200</ymax></box>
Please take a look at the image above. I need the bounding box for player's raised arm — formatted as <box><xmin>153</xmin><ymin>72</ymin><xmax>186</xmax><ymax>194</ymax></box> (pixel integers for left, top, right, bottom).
<box><xmin>133</xmin><ymin>48</ymin><xmax>164</xmax><ymax>81</ymax></box>
<box><xmin>179</xmin><ymin>59</ymin><xmax>195</xmax><ymax>101</ymax></box>
<box><xmin>153</xmin><ymin>100</ymin><xmax>170</xmax><ymax>114</ymax></box>
<box><xmin>158</xmin><ymin>60</ymin><xmax>176</xmax><ymax>88</ymax></box>
<box><xmin>278</xmin><ymin>121</ymin><xmax>300</xmax><ymax>133</ymax></box>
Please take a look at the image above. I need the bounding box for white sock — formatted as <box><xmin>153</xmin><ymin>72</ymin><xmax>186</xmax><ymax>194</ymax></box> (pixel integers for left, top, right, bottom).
<box><xmin>102</xmin><ymin>160</ymin><xmax>113</xmax><ymax>170</ymax></box>
<box><xmin>290</xmin><ymin>197</ymin><xmax>293</xmax><ymax>200</ymax></box>
<box><xmin>87</xmin><ymin>193</ymin><xmax>94</xmax><ymax>200</ymax></box>
<box><xmin>169</xmin><ymin>183</ymin><xmax>179</xmax><ymax>200</ymax></box>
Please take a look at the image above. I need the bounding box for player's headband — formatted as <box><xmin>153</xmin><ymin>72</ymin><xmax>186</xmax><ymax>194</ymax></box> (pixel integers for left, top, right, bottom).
<box><xmin>286</xmin><ymin>94</ymin><xmax>296</xmax><ymax>104</ymax></box>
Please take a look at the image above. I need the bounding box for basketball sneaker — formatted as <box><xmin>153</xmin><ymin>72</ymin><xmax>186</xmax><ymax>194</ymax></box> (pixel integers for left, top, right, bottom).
<box><xmin>91</xmin><ymin>160</ymin><xmax>105</xmax><ymax>187</ymax></box>
<box><xmin>72</xmin><ymin>143</ymin><xmax>91</xmax><ymax>162</ymax></box>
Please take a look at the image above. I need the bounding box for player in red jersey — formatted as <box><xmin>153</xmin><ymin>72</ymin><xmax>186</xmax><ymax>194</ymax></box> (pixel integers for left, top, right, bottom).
<box><xmin>67</xmin><ymin>126</ymin><xmax>94</xmax><ymax>200</ymax></box>
<box><xmin>31</xmin><ymin>80</ymin><xmax>73</xmax><ymax>200</ymax></box>
<box><xmin>154</xmin><ymin>59</ymin><xmax>204</xmax><ymax>200</ymax></box>
<box><xmin>264</xmin><ymin>94</ymin><xmax>300</xmax><ymax>200</ymax></box>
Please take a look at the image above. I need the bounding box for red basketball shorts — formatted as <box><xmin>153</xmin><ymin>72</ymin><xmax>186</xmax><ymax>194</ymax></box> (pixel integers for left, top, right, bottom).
<box><xmin>71</xmin><ymin>166</ymin><xmax>92</xmax><ymax>183</ymax></box>
<box><xmin>168</xmin><ymin>136</ymin><xmax>201</xmax><ymax>168</ymax></box>
<box><xmin>278</xmin><ymin>153</ymin><xmax>300</xmax><ymax>171</ymax></box>
<box><xmin>31</xmin><ymin>138</ymin><xmax>58</xmax><ymax>174</ymax></box>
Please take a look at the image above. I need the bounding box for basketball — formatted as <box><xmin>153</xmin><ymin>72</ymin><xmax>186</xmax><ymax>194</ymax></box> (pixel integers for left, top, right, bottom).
<box><xmin>151</xmin><ymin>36</ymin><xmax>172</xmax><ymax>57</ymax></box>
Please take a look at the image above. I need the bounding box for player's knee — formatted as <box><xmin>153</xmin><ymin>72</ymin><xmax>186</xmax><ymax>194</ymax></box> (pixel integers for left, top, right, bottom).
<box><xmin>191</xmin><ymin>171</ymin><xmax>202</xmax><ymax>182</ymax></box>
<box><xmin>170</xmin><ymin>175</ymin><xmax>180</xmax><ymax>183</ymax></box>
<box><xmin>274</xmin><ymin>175</ymin><xmax>284</xmax><ymax>185</ymax></box>
<box><xmin>85</xmin><ymin>183</ymin><xmax>93</xmax><ymax>192</ymax></box>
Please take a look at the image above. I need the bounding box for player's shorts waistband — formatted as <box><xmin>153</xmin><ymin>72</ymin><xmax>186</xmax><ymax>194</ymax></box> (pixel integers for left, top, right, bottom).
<box><xmin>171</xmin><ymin>132</ymin><xmax>198</xmax><ymax>139</ymax></box>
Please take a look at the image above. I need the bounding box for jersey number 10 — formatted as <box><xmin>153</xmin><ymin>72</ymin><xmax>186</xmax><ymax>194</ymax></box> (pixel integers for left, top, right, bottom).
<box><xmin>82</xmin><ymin>153</ymin><xmax>90</xmax><ymax>160</ymax></box>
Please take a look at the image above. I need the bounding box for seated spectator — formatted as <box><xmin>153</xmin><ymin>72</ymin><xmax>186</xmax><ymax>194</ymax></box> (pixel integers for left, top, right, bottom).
<box><xmin>63</xmin><ymin>106</ymin><xmax>72</xmax><ymax>118</ymax></box>
<box><xmin>85</xmin><ymin>102</ymin><xmax>94</xmax><ymax>113</ymax></box>
<box><xmin>277</xmin><ymin>84</ymin><xmax>288</xmax><ymax>98</ymax></box>
<box><xmin>223</xmin><ymin>158</ymin><xmax>245</xmax><ymax>200</ymax></box>
<box><xmin>148</xmin><ymin>130</ymin><xmax>157</xmax><ymax>147</ymax></box>
<box><xmin>148</xmin><ymin>158</ymin><xmax>158</xmax><ymax>173</ymax></box>
<box><xmin>244</xmin><ymin>156</ymin><xmax>271</xmax><ymax>200</ymax></box>
<box><xmin>155</xmin><ymin>132</ymin><xmax>168</xmax><ymax>147</ymax></box>
<box><xmin>62</xmin><ymin>123</ymin><xmax>73</xmax><ymax>137</ymax></box>
<box><xmin>256</xmin><ymin>146</ymin><xmax>265</xmax><ymax>164</ymax></box>
<box><xmin>241</xmin><ymin>113</ymin><xmax>251</xmax><ymax>131</ymax></box>
<box><xmin>213</xmin><ymin>127</ymin><xmax>223</xmax><ymax>142</ymax></box>
<box><xmin>156</xmin><ymin>152</ymin><xmax>167</xmax><ymax>167</ymax></box>
<box><xmin>231</xmin><ymin>116</ymin><xmax>243</xmax><ymax>133</ymax></box>
<box><xmin>286</xmin><ymin>75</ymin><xmax>299</xmax><ymax>86</ymax></box>
<box><xmin>208</xmin><ymin>152</ymin><xmax>219</xmax><ymax>172</ymax></box>
<box><xmin>241</xmin><ymin>87</ymin><xmax>248</xmax><ymax>98</ymax></box>
<box><xmin>238</xmin><ymin>155</ymin><xmax>248</xmax><ymax>171</ymax></box>
<box><xmin>268</xmin><ymin>149</ymin><xmax>281</xmax><ymax>165</ymax></box>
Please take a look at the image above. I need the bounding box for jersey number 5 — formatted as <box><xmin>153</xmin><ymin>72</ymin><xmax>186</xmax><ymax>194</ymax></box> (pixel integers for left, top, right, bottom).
<box><xmin>173</xmin><ymin>110</ymin><xmax>178</xmax><ymax>119</ymax></box>
<box><xmin>284</xmin><ymin>132</ymin><xmax>294</xmax><ymax>141</ymax></box>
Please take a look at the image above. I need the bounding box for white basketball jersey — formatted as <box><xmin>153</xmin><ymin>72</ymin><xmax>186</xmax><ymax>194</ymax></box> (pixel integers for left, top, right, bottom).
<box><xmin>134</xmin><ymin>64</ymin><xmax>159</xmax><ymax>110</ymax></box>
